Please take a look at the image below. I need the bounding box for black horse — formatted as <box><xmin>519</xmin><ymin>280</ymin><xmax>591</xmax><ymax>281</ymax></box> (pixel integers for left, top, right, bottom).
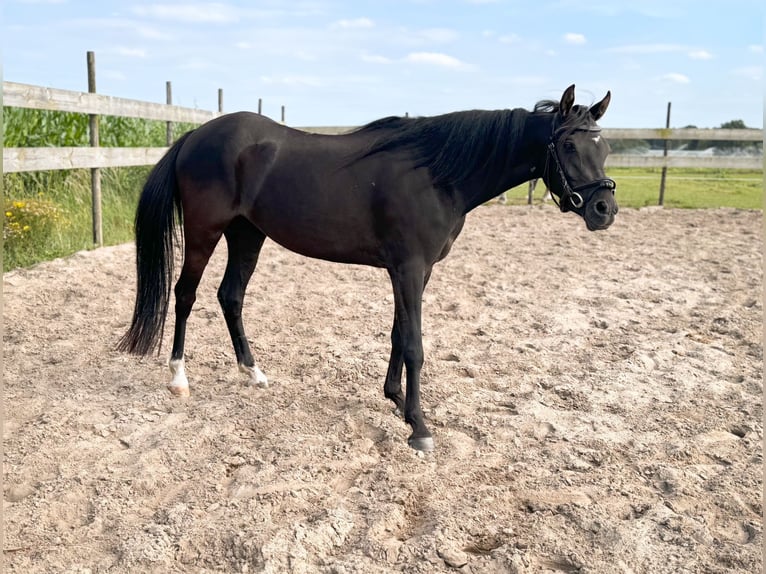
<box><xmin>118</xmin><ymin>84</ymin><xmax>617</xmax><ymax>451</ymax></box>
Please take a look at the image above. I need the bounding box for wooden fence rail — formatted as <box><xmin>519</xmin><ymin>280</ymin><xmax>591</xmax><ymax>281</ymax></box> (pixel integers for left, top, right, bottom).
<box><xmin>3</xmin><ymin>80</ymin><xmax>220</xmax><ymax>124</ymax></box>
<box><xmin>3</xmin><ymin>81</ymin><xmax>762</xmax><ymax>173</ymax></box>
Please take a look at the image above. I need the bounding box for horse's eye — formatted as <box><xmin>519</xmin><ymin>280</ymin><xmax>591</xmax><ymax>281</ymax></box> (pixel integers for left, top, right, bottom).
<box><xmin>564</xmin><ymin>141</ymin><xmax>577</xmax><ymax>152</ymax></box>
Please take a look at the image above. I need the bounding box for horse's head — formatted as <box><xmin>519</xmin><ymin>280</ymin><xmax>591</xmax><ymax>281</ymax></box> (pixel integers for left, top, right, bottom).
<box><xmin>543</xmin><ymin>84</ymin><xmax>618</xmax><ymax>231</ymax></box>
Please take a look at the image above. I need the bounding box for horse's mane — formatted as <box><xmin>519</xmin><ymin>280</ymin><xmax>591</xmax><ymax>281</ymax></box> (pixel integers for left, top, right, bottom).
<box><xmin>351</xmin><ymin>98</ymin><xmax>594</xmax><ymax>189</ymax></box>
<box><xmin>352</xmin><ymin>108</ymin><xmax>526</xmax><ymax>189</ymax></box>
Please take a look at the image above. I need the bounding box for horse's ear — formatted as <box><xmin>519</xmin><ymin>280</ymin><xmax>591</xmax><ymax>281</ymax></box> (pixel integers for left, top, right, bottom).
<box><xmin>560</xmin><ymin>84</ymin><xmax>576</xmax><ymax>116</ymax></box>
<box><xmin>590</xmin><ymin>91</ymin><xmax>611</xmax><ymax>121</ymax></box>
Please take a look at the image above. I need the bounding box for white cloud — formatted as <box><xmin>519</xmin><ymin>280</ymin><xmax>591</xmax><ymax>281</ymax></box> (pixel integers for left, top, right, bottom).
<box><xmin>135</xmin><ymin>25</ymin><xmax>172</xmax><ymax>40</ymax></box>
<box><xmin>332</xmin><ymin>17</ymin><xmax>374</xmax><ymax>29</ymax></box>
<box><xmin>659</xmin><ymin>72</ymin><xmax>690</xmax><ymax>84</ymax></box>
<box><xmin>361</xmin><ymin>53</ymin><xmax>392</xmax><ymax>64</ymax></box>
<box><xmin>132</xmin><ymin>3</ymin><xmax>239</xmax><ymax>23</ymax></box>
<box><xmin>498</xmin><ymin>33</ymin><xmax>521</xmax><ymax>44</ymax></box>
<box><xmin>116</xmin><ymin>47</ymin><xmax>147</xmax><ymax>58</ymax></box>
<box><xmin>564</xmin><ymin>33</ymin><xmax>586</xmax><ymax>45</ymax></box>
<box><xmin>62</xmin><ymin>17</ymin><xmax>174</xmax><ymax>40</ymax></box>
<box><xmin>552</xmin><ymin>0</ymin><xmax>685</xmax><ymax>19</ymax></box>
<box><xmin>501</xmin><ymin>75</ymin><xmax>548</xmax><ymax>86</ymax></box>
<box><xmin>732</xmin><ymin>66</ymin><xmax>762</xmax><ymax>81</ymax></box>
<box><xmin>260</xmin><ymin>75</ymin><xmax>325</xmax><ymax>87</ymax></box>
<box><xmin>609</xmin><ymin>43</ymin><xmax>685</xmax><ymax>54</ymax></box>
<box><xmin>180</xmin><ymin>58</ymin><xmax>211</xmax><ymax>70</ymax></box>
<box><xmin>403</xmin><ymin>52</ymin><xmax>467</xmax><ymax>69</ymax></box>
<box><xmin>749</xmin><ymin>45</ymin><xmax>764</xmax><ymax>54</ymax></box>
<box><xmin>290</xmin><ymin>50</ymin><xmax>318</xmax><ymax>62</ymax></box>
<box><xmin>418</xmin><ymin>28</ymin><xmax>459</xmax><ymax>43</ymax></box>
<box><xmin>611</xmin><ymin>44</ymin><xmax>715</xmax><ymax>61</ymax></box>
<box><xmin>392</xmin><ymin>26</ymin><xmax>460</xmax><ymax>47</ymax></box>
<box><xmin>688</xmin><ymin>49</ymin><xmax>713</xmax><ymax>60</ymax></box>
<box><xmin>103</xmin><ymin>70</ymin><xmax>127</xmax><ymax>81</ymax></box>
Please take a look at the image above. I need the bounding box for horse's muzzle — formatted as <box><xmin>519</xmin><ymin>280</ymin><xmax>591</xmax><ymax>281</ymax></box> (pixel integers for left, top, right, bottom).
<box><xmin>583</xmin><ymin>188</ymin><xmax>618</xmax><ymax>231</ymax></box>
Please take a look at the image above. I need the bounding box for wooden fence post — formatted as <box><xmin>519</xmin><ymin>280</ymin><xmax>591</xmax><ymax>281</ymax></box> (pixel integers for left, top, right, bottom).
<box><xmin>218</xmin><ymin>88</ymin><xmax>224</xmax><ymax>114</ymax></box>
<box><xmin>281</xmin><ymin>105</ymin><xmax>285</xmax><ymax>123</ymax></box>
<box><xmin>87</xmin><ymin>51</ymin><xmax>103</xmax><ymax>247</ymax></box>
<box><xmin>658</xmin><ymin>102</ymin><xmax>671</xmax><ymax>206</ymax></box>
<box><xmin>166</xmin><ymin>81</ymin><xmax>173</xmax><ymax>145</ymax></box>
<box><xmin>258</xmin><ymin>98</ymin><xmax>262</xmax><ymax>115</ymax></box>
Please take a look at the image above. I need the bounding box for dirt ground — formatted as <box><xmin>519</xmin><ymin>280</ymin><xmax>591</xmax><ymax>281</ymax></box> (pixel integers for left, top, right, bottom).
<box><xmin>3</xmin><ymin>205</ymin><xmax>763</xmax><ymax>573</ymax></box>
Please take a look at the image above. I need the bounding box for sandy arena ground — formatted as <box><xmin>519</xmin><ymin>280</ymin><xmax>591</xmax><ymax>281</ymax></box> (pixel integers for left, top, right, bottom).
<box><xmin>3</xmin><ymin>205</ymin><xmax>763</xmax><ymax>573</ymax></box>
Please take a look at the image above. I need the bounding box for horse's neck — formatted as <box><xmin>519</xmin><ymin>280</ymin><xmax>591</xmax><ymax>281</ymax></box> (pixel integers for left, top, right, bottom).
<box><xmin>458</xmin><ymin>167</ymin><xmax>533</xmax><ymax>213</ymax></box>
<box><xmin>460</xmin><ymin>114</ymin><xmax>552</xmax><ymax>213</ymax></box>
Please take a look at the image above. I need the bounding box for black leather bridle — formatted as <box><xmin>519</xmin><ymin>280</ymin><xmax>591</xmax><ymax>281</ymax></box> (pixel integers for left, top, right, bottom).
<box><xmin>546</xmin><ymin>127</ymin><xmax>616</xmax><ymax>212</ymax></box>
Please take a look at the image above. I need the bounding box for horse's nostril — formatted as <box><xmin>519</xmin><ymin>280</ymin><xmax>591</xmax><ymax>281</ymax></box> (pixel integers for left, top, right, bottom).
<box><xmin>595</xmin><ymin>200</ymin><xmax>609</xmax><ymax>216</ymax></box>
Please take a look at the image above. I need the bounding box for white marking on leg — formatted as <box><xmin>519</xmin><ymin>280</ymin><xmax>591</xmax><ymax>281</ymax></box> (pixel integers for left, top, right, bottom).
<box><xmin>168</xmin><ymin>358</ymin><xmax>190</xmax><ymax>397</ymax></box>
<box><xmin>239</xmin><ymin>363</ymin><xmax>269</xmax><ymax>388</ymax></box>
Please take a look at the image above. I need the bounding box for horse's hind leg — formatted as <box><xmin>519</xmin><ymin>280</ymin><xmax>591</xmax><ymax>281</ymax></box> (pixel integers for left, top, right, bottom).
<box><xmin>218</xmin><ymin>217</ymin><xmax>268</xmax><ymax>388</ymax></box>
<box><xmin>168</xmin><ymin>232</ymin><xmax>222</xmax><ymax>396</ymax></box>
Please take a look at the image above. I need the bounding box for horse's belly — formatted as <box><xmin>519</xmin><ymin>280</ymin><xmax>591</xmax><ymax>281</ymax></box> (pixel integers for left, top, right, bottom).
<box><xmin>251</xmin><ymin>208</ymin><xmax>385</xmax><ymax>267</ymax></box>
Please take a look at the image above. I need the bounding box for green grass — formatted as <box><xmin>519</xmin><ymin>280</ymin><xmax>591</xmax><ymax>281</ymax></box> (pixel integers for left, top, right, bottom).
<box><xmin>3</xmin><ymin>167</ymin><xmax>150</xmax><ymax>269</ymax></box>
<box><xmin>3</xmin><ymin>107</ymin><xmax>197</xmax><ymax>270</ymax></box>
<box><xmin>501</xmin><ymin>167</ymin><xmax>763</xmax><ymax>210</ymax></box>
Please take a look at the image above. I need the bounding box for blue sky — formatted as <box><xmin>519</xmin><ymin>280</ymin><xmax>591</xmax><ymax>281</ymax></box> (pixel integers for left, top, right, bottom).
<box><xmin>4</xmin><ymin>0</ymin><xmax>764</xmax><ymax>129</ymax></box>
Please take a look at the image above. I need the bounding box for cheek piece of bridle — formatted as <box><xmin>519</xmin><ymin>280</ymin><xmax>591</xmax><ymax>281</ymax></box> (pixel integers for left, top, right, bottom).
<box><xmin>545</xmin><ymin>128</ymin><xmax>616</xmax><ymax>212</ymax></box>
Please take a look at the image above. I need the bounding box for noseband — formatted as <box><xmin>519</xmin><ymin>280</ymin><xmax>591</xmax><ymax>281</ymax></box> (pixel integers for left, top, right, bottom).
<box><xmin>546</xmin><ymin>127</ymin><xmax>616</xmax><ymax>212</ymax></box>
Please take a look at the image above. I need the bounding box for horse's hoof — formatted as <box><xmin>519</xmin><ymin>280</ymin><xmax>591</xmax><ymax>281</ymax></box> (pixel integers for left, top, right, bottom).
<box><xmin>392</xmin><ymin>407</ymin><xmax>404</xmax><ymax>418</ymax></box>
<box><xmin>408</xmin><ymin>435</ymin><xmax>435</xmax><ymax>452</ymax></box>
<box><xmin>167</xmin><ymin>384</ymin><xmax>190</xmax><ymax>398</ymax></box>
<box><xmin>246</xmin><ymin>379</ymin><xmax>269</xmax><ymax>389</ymax></box>
<box><xmin>240</xmin><ymin>364</ymin><xmax>269</xmax><ymax>389</ymax></box>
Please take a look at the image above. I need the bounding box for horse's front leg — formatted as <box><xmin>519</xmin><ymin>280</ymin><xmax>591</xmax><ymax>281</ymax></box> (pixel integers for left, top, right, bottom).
<box><xmin>383</xmin><ymin>271</ymin><xmax>431</xmax><ymax>419</ymax></box>
<box><xmin>384</xmin><ymin>314</ymin><xmax>406</xmax><ymax>416</ymax></box>
<box><xmin>388</xmin><ymin>264</ymin><xmax>433</xmax><ymax>452</ymax></box>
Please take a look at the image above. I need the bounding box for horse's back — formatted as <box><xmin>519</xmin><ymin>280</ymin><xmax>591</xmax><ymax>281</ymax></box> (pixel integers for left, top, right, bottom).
<box><xmin>176</xmin><ymin>112</ymin><xmax>283</xmax><ymax>176</ymax></box>
<box><xmin>173</xmin><ymin>111</ymin><xmax>463</xmax><ymax>267</ymax></box>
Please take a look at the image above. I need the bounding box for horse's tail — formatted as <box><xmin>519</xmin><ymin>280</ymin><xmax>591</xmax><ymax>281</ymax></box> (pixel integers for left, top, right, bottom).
<box><xmin>117</xmin><ymin>130</ymin><xmax>194</xmax><ymax>355</ymax></box>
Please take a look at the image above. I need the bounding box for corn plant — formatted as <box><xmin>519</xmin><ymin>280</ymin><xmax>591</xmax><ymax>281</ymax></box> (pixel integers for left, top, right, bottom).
<box><xmin>3</xmin><ymin>107</ymin><xmax>198</xmax><ymax>269</ymax></box>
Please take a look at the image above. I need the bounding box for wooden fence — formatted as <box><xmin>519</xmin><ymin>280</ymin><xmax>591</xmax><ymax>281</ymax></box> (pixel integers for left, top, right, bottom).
<box><xmin>3</xmin><ymin>77</ymin><xmax>762</xmax><ymax>242</ymax></box>
<box><xmin>4</xmin><ymin>81</ymin><xmax>761</xmax><ymax>174</ymax></box>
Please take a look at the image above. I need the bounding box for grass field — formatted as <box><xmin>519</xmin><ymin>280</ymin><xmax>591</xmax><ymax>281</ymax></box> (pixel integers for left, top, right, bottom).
<box><xmin>3</xmin><ymin>167</ymin><xmax>150</xmax><ymax>269</ymax></box>
<box><xmin>501</xmin><ymin>167</ymin><xmax>763</xmax><ymax>210</ymax></box>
